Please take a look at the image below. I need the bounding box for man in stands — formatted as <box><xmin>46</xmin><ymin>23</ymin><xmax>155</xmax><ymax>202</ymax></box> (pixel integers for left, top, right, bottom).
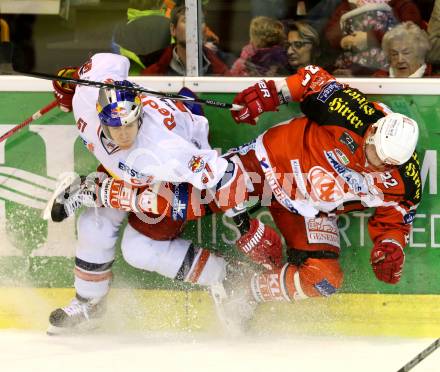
<box><xmin>139</xmin><ymin>5</ymin><xmax>230</xmax><ymax>76</ymax></box>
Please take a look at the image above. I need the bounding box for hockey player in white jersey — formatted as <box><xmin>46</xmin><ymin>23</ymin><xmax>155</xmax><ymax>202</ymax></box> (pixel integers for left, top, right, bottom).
<box><xmin>46</xmin><ymin>53</ymin><xmax>280</xmax><ymax>335</ymax></box>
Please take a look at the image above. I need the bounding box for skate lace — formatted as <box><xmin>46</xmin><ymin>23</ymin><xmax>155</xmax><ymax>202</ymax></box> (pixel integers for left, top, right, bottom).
<box><xmin>62</xmin><ymin>299</ymin><xmax>92</xmax><ymax>320</ymax></box>
<box><xmin>63</xmin><ymin>190</ymin><xmax>96</xmax><ymax>217</ymax></box>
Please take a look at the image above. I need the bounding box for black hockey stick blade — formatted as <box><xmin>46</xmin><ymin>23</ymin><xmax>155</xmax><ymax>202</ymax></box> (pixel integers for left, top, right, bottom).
<box><xmin>396</xmin><ymin>338</ymin><xmax>440</xmax><ymax>372</ymax></box>
<box><xmin>13</xmin><ymin>69</ymin><xmax>241</xmax><ymax>110</ymax></box>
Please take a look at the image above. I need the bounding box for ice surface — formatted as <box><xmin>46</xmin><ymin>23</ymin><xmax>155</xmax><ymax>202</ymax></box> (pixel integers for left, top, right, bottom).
<box><xmin>0</xmin><ymin>330</ymin><xmax>439</xmax><ymax>372</ymax></box>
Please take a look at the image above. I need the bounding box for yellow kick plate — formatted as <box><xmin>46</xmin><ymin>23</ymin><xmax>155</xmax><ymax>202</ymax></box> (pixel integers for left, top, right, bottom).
<box><xmin>0</xmin><ymin>288</ymin><xmax>439</xmax><ymax>337</ymax></box>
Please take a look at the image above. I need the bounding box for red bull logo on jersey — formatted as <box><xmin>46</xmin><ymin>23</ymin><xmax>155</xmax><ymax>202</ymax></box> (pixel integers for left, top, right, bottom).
<box><xmin>188</xmin><ymin>155</ymin><xmax>206</xmax><ymax>173</ymax></box>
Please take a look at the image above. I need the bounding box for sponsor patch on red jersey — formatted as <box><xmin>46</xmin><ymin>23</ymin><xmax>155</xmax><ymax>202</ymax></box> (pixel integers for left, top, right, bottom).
<box><xmin>305</xmin><ymin>216</ymin><xmax>340</xmax><ymax>248</ymax></box>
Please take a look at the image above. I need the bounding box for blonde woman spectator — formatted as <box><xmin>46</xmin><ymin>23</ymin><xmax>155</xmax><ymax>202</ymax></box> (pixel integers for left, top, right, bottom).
<box><xmin>375</xmin><ymin>21</ymin><xmax>434</xmax><ymax>77</ymax></box>
<box><xmin>285</xmin><ymin>20</ymin><xmax>320</xmax><ymax>73</ymax></box>
<box><xmin>230</xmin><ymin>16</ymin><xmax>289</xmax><ymax>76</ymax></box>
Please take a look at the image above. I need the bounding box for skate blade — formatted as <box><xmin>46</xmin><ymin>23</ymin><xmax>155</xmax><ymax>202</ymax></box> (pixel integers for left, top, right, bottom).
<box><xmin>209</xmin><ymin>284</ymin><xmax>247</xmax><ymax>337</ymax></box>
<box><xmin>42</xmin><ymin>173</ymin><xmax>78</xmax><ymax>221</ymax></box>
<box><xmin>46</xmin><ymin>319</ymin><xmax>101</xmax><ymax>336</ymax></box>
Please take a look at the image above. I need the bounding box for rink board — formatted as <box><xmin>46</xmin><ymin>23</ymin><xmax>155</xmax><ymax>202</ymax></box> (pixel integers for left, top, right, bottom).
<box><xmin>0</xmin><ymin>288</ymin><xmax>440</xmax><ymax>338</ymax></box>
<box><xmin>0</xmin><ymin>91</ymin><xmax>439</xmax><ymax>293</ymax></box>
<box><xmin>0</xmin><ymin>86</ymin><xmax>439</xmax><ymax>336</ymax></box>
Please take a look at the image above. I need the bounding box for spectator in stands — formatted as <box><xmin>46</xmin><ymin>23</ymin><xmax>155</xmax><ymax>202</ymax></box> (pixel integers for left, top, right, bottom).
<box><xmin>230</xmin><ymin>16</ymin><xmax>289</xmax><ymax>76</ymax></box>
<box><xmin>140</xmin><ymin>5</ymin><xmax>229</xmax><ymax>76</ymax></box>
<box><xmin>427</xmin><ymin>0</ymin><xmax>440</xmax><ymax>64</ymax></box>
<box><xmin>112</xmin><ymin>13</ymin><xmax>171</xmax><ymax>75</ymax></box>
<box><xmin>325</xmin><ymin>0</ymin><xmax>424</xmax><ymax>76</ymax></box>
<box><xmin>375</xmin><ymin>21</ymin><xmax>433</xmax><ymax>77</ymax></box>
<box><xmin>284</xmin><ymin>20</ymin><xmax>320</xmax><ymax>73</ymax></box>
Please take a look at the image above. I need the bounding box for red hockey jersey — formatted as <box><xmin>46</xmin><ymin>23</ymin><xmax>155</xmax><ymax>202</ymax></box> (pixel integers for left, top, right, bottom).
<box><xmin>256</xmin><ymin>65</ymin><xmax>421</xmax><ymax>248</ymax></box>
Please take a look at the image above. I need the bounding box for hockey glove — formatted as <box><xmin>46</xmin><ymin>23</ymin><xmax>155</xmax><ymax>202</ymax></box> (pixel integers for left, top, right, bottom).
<box><xmin>231</xmin><ymin>80</ymin><xmax>280</xmax><ymax>125</ymax></box>
<box><xmin>370</xmin><ymin>240</ymin><xmax>405</xmax><ymax>284</ymax></box>
<box><xmin>53</xmin><ymin>67</ymin><xmax>78</xmax><ymax>112</ymax></box>
<box><xmin>235</xmin><ymin>218</ymin><xmax>283</xmax><ymax>269</ymax></box>
<box><xmin>98</xmin><ymin>177</ymin><xmax>173</xmax><ymax>216</ymax></box>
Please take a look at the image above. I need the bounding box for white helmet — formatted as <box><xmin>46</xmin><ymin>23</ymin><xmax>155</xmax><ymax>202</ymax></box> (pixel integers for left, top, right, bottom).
<box><xmin>368</xmin><ymin>113</ymin><xmax>419</xmax><ymax>165</ymax></box>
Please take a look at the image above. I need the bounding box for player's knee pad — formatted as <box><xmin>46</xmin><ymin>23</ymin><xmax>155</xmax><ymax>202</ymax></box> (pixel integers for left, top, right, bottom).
<box><xmin>76</xmin><ymin>207</ymin><xmax>126</xmax><ymax>263</ymax></box>
<box><xmin>251</xmin><ymin>258</ymin><xmax>343</xmax><ymax>302</ymax></box>
<box><xmin>128</xmin><ymin>211</ymin><xmax>184</xmax><ymax>240</ymax></box>
<box><xmin>121</xmin><ymin>224</ymin><xmax>226</xmax><ymax>286</ymax></box>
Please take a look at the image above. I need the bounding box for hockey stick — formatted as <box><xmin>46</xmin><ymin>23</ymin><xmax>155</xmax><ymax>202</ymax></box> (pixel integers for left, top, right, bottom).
<box><xmin>0</xmin><ymin>99</ymin><xmax>58</xmax><ymax>143</ymax></box>
<box><xmin>14</xmin><ymin>70</ymin><xmax>243</xmax><ymax>111</ymax></box>
<box><xmin>396</xmin><ymin>338</ymin><xmax>440</xmax><ymax>372</ymax></box>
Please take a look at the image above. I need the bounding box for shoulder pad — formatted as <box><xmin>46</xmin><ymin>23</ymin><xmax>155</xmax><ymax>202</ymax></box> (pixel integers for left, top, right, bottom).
<box><xmin>301</xmin><ymin>86</ymin><xmax>385</xmax><ymax>137</ymax></box>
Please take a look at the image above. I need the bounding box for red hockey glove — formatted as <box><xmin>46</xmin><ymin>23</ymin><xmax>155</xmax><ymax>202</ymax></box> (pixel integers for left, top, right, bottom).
<box><xmin>53</xmin><ymin>67</ymin><xmax>78</xmax><ymax>112</ymax></box>
<box><xmin>231</xmin><ymin>80</ymin><xmax>280</xmax><ymax>125</ymax></box>
<box><xmin>370</xmin><ymin>241</ymin><xmax>405</xmax><ymax>284</ymax></box>
<box><xmin>236</xmin><ymin>218</ymin><xmax>283</xmax><ymax>269</ymax></box>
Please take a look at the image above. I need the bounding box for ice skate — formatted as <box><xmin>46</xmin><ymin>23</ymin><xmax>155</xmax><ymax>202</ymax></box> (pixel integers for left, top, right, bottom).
<box><xmin>43</xmin><ymin>174</ymin><xmax>97</xmax><ymax>222</ymax></box>
<box><xmin>47</xmin><ymin>294</ymin><xmax>106</xmax><ymax>335</ymax></box>
<box><xmin>210</xmin><ymin>261</ymin><xmax>258</xmax><ymax>336</ymax></box>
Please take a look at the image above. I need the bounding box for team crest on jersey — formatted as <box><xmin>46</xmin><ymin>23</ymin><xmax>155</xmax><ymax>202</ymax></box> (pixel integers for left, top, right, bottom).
<box><xmin>335</xmin><ymin>148</ymin><xmax>349</xmax><ymax>165</ymax></box>
<box><xmin>188</xmin><ymin>155</ymin><xmax>205</xmax><ymax>173</ymax></box>
<box><xmin>308</xmin><ymin>166</ymin><xmax>344</xmax><ymax>203</ymax></box>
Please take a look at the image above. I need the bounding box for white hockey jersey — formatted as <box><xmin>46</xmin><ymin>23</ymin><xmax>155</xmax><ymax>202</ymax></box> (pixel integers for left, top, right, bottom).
<box><xmin>72</xmin><ymin>53</ymin><xmax>228</xmax><ymax>189</ymax></box>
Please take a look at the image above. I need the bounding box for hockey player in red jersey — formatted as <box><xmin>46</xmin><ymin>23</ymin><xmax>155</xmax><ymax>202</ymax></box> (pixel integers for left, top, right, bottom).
<box><xmin>225</xmin><ymin>64</ymin><xmax>421</xmax><ymax>303</ymax></box>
